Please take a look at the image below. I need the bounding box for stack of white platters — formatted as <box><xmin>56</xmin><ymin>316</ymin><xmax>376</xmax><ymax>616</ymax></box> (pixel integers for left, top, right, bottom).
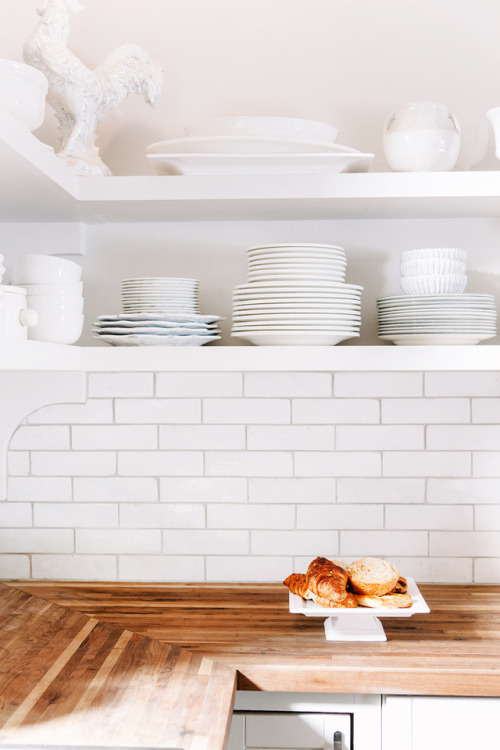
<box><xmin>231</xmin><ymin>243</ymin><xmax>362</xmax><ymax>346</ymax></box>
<box><xmin>121</xmin><ymin>277</ymin><xmax>200</xmax><ymax>314</ymax></box>
<box><xmin>377</xmin><ymin>294</ymin><xmax>497</xmax><ymax>345</ymax></box>
<box><xmin>92</xmin><ymin>313</ymin><xmax>223</xmax><ymax>346</ymax></box>
<box><xmin>93</xmin><ymin>276</ymin><xmax>223</xmax><ymax>346</ymax></box>
<box><xmin>145</xmin><ymin>115</ymin><xmax>374</xmax><ymax>175</ymax></box>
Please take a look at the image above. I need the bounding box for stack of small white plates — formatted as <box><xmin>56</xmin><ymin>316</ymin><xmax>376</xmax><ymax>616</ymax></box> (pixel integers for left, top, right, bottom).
<box><xmin>92</xmin><ymin>312</ymin><xmax>223</xmax><ymax>346</ymax></box>
<box><xmin>231</xmin><ymin>243</ymin><xmax>362</xmax><ymax>346</ymax></box>
<box><xmin>377</xmin><ymin>294</ymin><xmax>497</xmax><ymax>345</ymax></box>
<box><xmin>121</xmin><ymin>277</ymin><xmax>200</xmax><ymax>313</ymax></box>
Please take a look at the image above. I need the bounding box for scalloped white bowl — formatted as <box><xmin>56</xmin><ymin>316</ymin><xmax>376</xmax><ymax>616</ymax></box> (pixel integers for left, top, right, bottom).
<box><xmin>400</xmin><ymin>248</ymin><xmax>467</xmax><ymax>263</ymax></box>
<box><xmin>400</xmin><ymin>274</ymin><xmax>467</xmax><ymax>295</ymax></box>
<box><xmin>400</xmin><ymin>258</ymin><xmax>467</xmax><ymax>277</ymax></box>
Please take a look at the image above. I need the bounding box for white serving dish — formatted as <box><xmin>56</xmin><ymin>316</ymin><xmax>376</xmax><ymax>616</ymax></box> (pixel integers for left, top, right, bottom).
<box><xmin>289</xmin><ymin>576</ymin><xmax>429</xmax><ymax>641</ymax></box>
<box><xmin>400</xmin><ymin>274</ymin><xmax>467</xmax><ymax>295</ymax></box>
<box><xmin>147</xmin><ymin>152</ymin><xmax>374</xmax><ymax>176</ymax></box>
<box><xmin>184</xmin><ymin>116</ymin><xmax>339</xmax><ymax>144</ymax></box>
<box><xmin>146</xmin><ymin>136</ymin><xmax>358</xmax><ymax>155</ymax></box>
<box><xmin>0</xmin><ymin>59</ymin><xmax>48</xmax><ymax>131</ymax></box>
<box><xmin>11</xmin><ymin>254</ymin><xmax>82</xmax><ymax>284</ymax></box>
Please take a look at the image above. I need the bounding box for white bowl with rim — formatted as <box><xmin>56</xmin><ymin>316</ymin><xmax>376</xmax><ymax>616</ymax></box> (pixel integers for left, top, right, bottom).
<box><xmin>10</xmin><ymin>255</ymin><xmax>82</xmax><ymax>284</ymax></box>
<box><xmin>0</xmin><ymin>59</ymin><xmax>48</xmax><ymax>131</ymax></box>
<box><xmin>21</xmin><ymin>281</ymin><xmax>83</xmax><ymax>295</ymax></box>
<box><xmin>28</xmin><ymin>312</ymin><xmax>84</xmax><ymax>344</ymax></box>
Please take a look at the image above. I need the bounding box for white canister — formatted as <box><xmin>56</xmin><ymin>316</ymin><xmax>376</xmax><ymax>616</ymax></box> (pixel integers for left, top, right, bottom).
<box><xmin>0</xmin><ymin>285</ymin><xmax>39</xmax><ymax>339</ymax></box>
<box><xmin>383</xmin><ymin>102</ymin><xmax>461</xmax><ymax>172</ymax></box>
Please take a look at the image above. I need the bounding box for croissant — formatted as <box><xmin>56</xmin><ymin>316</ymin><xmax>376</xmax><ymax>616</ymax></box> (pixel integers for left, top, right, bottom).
<box><xmin>306</xmin><ymin>556</ymin><xmax>354</xmax><ymax>605</ymax></box>
<box><xmin>314</xmin><ymin>592</ymin><xmax>358</xmax><ymax>608</ymax></box>
<box><xmin>283</xmin><ymin>573</ymin><xmax>314</xmax><ymax>599</ymax></box>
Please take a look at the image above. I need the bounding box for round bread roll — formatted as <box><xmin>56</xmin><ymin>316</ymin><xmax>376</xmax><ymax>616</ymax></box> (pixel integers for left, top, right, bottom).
<box><xmin>346</xmin><ymin>557</ymin><xmax>400</xmax><ymax>596</ymax></box>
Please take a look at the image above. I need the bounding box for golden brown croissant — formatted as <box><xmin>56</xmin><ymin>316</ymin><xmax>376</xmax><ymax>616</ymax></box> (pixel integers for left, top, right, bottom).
<box><xmin>283</xmin><ymin>573</ymin><xmax>314</xmax><ymax>599</ymax></box>
<box><xmin>314</xmin><ymin>592</ymin><xmax>358</xmax><ymax>608</ymax></box>
<box><xmin>305</xmin><ymin>556</ymin><xmax>353</xmax><ymax>605</ymax></box>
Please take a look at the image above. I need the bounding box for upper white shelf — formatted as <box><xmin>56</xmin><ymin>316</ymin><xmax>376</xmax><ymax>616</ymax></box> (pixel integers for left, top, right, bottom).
<box><xmin>3</xmin><ymin>110</ymin><xmax>500</xmax><ymax>223</ymax></box>
<box><xmin>2</xmin><ymin>340</ymin><xmax>499</xmax><ymax>371</ymax></box>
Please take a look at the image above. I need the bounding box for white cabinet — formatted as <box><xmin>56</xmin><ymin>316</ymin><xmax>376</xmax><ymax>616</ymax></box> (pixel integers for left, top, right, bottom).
<box><xmin>228</xmin><ymin>692</ymin><xmax>382</xmax><ymax>750</ymax></box>
<box><xmin>383</xmin><ymin>696</ymin><xmax>500</xmax><ymax>750</ymax></box>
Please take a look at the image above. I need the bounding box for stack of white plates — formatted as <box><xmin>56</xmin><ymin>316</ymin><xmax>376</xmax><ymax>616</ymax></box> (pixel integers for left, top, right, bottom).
<box><xmin>121</xmin><ymin>277</ymin><xmax>200</xmax><ymax>313</ymax></box>
<box><xmin>231</xmin><ymin>243</ymin><xmax>362</xmax><ymax>346</ymax></box>
<box><xmin>377</xmin><ymin>294</ymin><xmax>497</xmax><ymax>345</ymax></box>
<box><xmin>92</xmin><ymin>312</ymin><xmax>223</xmax><ymax>347</ymax></box>
<box><xmin>145</xmin><ymin>115</ymin><xmax>374</xmax><ymax>175</ymax></box>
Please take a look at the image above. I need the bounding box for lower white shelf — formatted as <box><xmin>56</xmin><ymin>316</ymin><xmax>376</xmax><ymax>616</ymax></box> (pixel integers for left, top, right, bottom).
<box><xmin>1</xmin><ymin>340</ymin><xmax>500</xmax><ymax>371</ymax></box>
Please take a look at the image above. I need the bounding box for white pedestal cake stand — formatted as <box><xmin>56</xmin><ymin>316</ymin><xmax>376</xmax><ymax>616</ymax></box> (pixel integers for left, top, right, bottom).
<box><xmin>289</xmin><ymin>577</ymin><xmax>430</xmax><ymax>642</ymax></box>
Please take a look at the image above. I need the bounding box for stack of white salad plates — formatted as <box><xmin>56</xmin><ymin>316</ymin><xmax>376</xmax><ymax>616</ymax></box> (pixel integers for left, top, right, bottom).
<box><xmin>93</xmin><ymin>277</ymin><xmax>223</xmax><ymax>346</ymax></box>
<box><xmin>145</xmin><ymin>115</ymin><xmax>374</xmax><ymax>175</ymax></box>
<box><xmin>377</xmin><ymin>294</ymin><xmax>497</xmax><ymax>345</ymax></box>
<box><xmin>231</xmin><ymin>243</ymin><xmax>362</xmax><ymax>346</ymax></box>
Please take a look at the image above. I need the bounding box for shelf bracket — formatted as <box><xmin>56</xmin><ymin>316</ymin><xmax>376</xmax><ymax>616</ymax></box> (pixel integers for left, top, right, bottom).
<box><xmin>0</xmin><ymin>371</ymin><xmax>86</xmax><ymax>499</ymax></box>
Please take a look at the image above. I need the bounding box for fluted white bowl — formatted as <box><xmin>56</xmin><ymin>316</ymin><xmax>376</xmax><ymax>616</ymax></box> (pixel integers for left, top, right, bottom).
<box><xmin>400</xmin><ymin>274</ymin><xmax>467</xmax><ymax>295</ymax></box>
<box><xmin>400</xmin><ymin>248</ymin><xmax>467</xmax><ymax>263</ymax></box>
<box><xmin>400</xmin><ymin>258</ymin><xmax>467</xmax><ymax>277</ymax></box>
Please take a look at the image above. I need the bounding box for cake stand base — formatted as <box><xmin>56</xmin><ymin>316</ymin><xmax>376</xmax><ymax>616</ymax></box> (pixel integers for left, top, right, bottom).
<box><xmin>324</xmin><ymin>614</ymin><xmax>387</xmax><ymax>641</ymax></box>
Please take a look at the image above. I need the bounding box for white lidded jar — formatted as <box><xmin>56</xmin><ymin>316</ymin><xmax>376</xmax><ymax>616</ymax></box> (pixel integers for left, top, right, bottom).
<box><xmin>383</xmin><ymin>102</ymin><xmax>461</xmax><ymax>171</ymax></box>
<box><xmin>0</xmin><ymin>285</ymin><xmax>38</xmax><ymax>339</ymax></box>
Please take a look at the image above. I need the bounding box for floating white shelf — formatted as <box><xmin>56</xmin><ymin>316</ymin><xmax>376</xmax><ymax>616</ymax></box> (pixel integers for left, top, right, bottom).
<box><xmin>1</xmin><ymin>340</ymin><xmax>499</xmax><ymax>372</ymax></box>
<box><xmin>2</xmin><ymin>110</ymin><xmax>500</xmax><ymax>223</ymax></box>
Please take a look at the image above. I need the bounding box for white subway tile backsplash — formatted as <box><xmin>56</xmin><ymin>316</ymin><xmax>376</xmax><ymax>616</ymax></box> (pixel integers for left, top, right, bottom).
<box><xmin>383</xmin><ymin>451</ymin><xmax>471</xmax><ymax>477</ymax></box>
<box><xmin>160</xmin><ymin>477</ymin><xmax>246</xmax><ymax>503</ymax></box>
<box><xmin>247</xmin><ymin>426</ymin><xmax>335</xmax><ymax>451</ymax></box>
<box><xmin>115</xmin><ymin>398</ymin><xmax>201</xmax><ymax>424</ymax></box>
<box><xmin>118</xmin><ymin>555</ymin><xmax>204</xmax><ymax>581</ymax></box>
<box><xmin>334</xmin><ymin>372</ymin><xmax>422</xmax><ymax>397</ymax></box>
<box><xmin>10</xmin><ymin>426</ymin><xmax>70</xmax><ymax>451</ymax></box>
<box><xmin>74</xmin><ymin>477</ymin><xmax>158</xmax><ymax>502</ymax></box>
<box><xmin>0</xmin><ymin>554</ymin><xmax>30</xmax><ymax>579</ymax></box>
<box><xmin>337</xmin><ymin>425</ymin><xmax>424</xmax><ymax>451</ymax></box>
<box><xmin>34</xmin><ymin>503</ymin><xmax>118</xmax><ymax>528</ymax></box>
<box><xmin>120</xmin><ymin>503</ymin><xmax>205</xmax><ymax>528</ymax></box>
<box><xmin>5</xmin><ymin>367</ymin><xmax>500</xmax><ymax>584</ymax></box>
<box><xmin>245</xmin><ymin>372</ymin><xmax>332</xmax><ymax>397</ymax></box>
<box><xmin>76</xmin><ymin>529</ymin><xmax>161</xmax><ymax>554</ymax></box>
<box><xmin>296</xmin><ymin>504</ymin><xmax>383</xmax><ymax>529</ymax></box>
<box><xmin>337</xmin><ymin>478</ymin><xmax>425</xmax><ymax>503</ymax></box>
<box><xmin>117</xmin><ymin>451</ymin><xmax>203</xmax><ymax>476</ymax></box>
<box><xmin>248</xmin><ymin>478</ymin><xmax>335</xmax><ymax>504</ymax></box>
<box><xmin>292</xmin><ymin>398</ymin><xmax>380</xmax><ymax>424</ymax></box>
<box><xmin>159</xmin><ymin>425</ymin><xmax>245</xmax><ymax>450</ymax></box>
<box><xmin>8</xmin><ymin>477</ymin><xmax>72</xmax><ymax>502</ymax></box>
<box><xmin>88</xmin><ymin>373</ymin><xmax>154</xmax><ymax>397</ymax></box>
<box><xmin>207</xmin><ymin>503</ymin><xmax>294</xmax><ymax>529</ymax></box>
<box><xmin>295</xmin><ymin>452</ymin><xmax>381</xmax><ymax>477</ymax></box>
<box><xmin>205</xmin><ymin>451</ymin><xmax>293</xmax><ymax>477</ymax></box>
<box><xmin>32</xmin><ymin>554</ymin><xmax>117</xmax><ymax>580</ymax></box>
<box><xmin>382</xmin><ymin>398</ymin><xmax>470</xmax><ymax>424</ymax></box>
<box><xmin>203</xmin><ymin>398</ymin><xmax>290</xmax><ymax>424</ymax></box>
<box><xmin>32</xmin><ymin>451</ymin><xmax>116</xmax><ymax>476</ymax></box>
<box><xmin>156</xmin><ymin>372</ymin><xmax>242</xmax><ymax>397</ymax></box>
<box><xmin>72</xmin><ymin>425</ymin><xmax>157</xmax><ymax>450</ymax></box>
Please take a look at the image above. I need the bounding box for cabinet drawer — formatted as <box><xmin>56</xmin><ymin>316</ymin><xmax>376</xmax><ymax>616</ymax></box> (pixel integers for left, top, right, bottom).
<box><xmin>228</xmin><ymin>712</ymin><xmax>352</xmax><ymax>750</ymax></box>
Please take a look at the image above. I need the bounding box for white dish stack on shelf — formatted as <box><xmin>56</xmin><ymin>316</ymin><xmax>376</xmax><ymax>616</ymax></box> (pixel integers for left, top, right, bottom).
<box><xmin>145</xmin><ymin>116</ymin><xmax>374</xmax><ymax>175</ymax></box>
<box><xmin>93</xmin><ymin>277</ymin><xmax>222</xmax><ymax>346</ymax></box>
<box><xmin>377</xmin><ymin>248</ymin><xmax>497</xmax><ymax>345</ymax></box>
<box><xmin>231</xmin><ymin>243</ymin><xmax>363</xmax><ymax>345</ymax></box>
<box><xmin>10</xmin><ymin>254</ymin><xmax>84</xmax><ymax>344</ymax></box>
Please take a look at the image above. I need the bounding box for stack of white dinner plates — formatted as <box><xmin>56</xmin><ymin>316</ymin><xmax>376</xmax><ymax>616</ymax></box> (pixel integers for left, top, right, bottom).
<box><xmin>121</xmin><ymin>277</ymin><xmax>200</xmax><ymax>313</ymax></box>
<box><xmin>377</xmin><ymin>294</ymin><xmax>497</xmax><ymax>345</ymax></box>
<box><xmin>231</xmin><ymin>243</ymin><xmax>362</xmax><ymax>345</ymax></box>
<box><xmin>93</xmin><ymin>277</ymin><xmax>223</xmax><ymax>346</ymax></box>
<box><xmin>145</xmin><ymin>115</ymin><xmax>374</xmax><ymax>175</ymax></box>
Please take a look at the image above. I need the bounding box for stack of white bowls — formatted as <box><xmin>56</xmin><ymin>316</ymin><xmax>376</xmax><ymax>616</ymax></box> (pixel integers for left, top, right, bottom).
<box><xmin>231</xmin><ymin>243</ymin><xmax>362</xmax><ymax>345</ymax></box>
<box><xmin>10</xmin><ymin>254</ymin><xmax>84</xmax><ymax>344</ymax></box>
<box><xmin>399</xmin><ymin>248</ymin><xmax>468</xmax><ymax>295</ymax></box>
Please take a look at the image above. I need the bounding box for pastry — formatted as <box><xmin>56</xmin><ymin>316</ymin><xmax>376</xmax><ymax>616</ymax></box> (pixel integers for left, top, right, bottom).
<box><xmin>354</xmin><ymin>593</ymin><xmax>412</xmax><ymax>609</ymax></box>
<box><xmin>346</xmin><ymin>557</ymin><xmax>400</xmax><ymax>596</ymax></box>
<box><xmin>306</xmin><ymin>556</ymin><xmax>356</xmax><ymax>606</ymax></box>
<box><xmin>313</xmin><ymin>591</ymin><xmax>358</xmax><ymax>608</ymax></box>
<box><xmin>283</xmin><ymin>573</ymin><xmax>314</xmax><ymax>599</ymax></box>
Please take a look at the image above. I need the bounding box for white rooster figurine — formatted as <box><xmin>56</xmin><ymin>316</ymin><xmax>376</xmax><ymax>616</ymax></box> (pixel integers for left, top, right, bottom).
<box><xmin>23</xmin><ymin>0</ymin><xmax>164</xmax><ymax>175</ymax></box>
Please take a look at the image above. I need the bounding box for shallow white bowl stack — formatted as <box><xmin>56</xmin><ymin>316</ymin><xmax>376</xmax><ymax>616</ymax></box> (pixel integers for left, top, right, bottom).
<box><xmin>145</xmin><ymin>116</ymin><xmax>374</xmax><ymax>175</ymax></box>
<box><xmin>93</xmin><ymin>277</ymin><xmax>222</xmax><ymax>346</ymax></box>
<box><xmin>231</xmin><ymin>243</ymin><xmax>363</xmax><ymax>345</ymax></box>
<box><xmin>377</xmin><ymin>248</ymin><xmax>497</xmax><ymax>345</ymax></box>
<box><xmin>11</xmin><ymin>254</ymin><xmax>84</xmax><ymax>344</ymax></box>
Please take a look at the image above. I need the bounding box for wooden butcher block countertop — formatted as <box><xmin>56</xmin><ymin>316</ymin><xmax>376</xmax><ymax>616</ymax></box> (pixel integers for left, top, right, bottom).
<box><xmin>2</xmin><ymin>581</ymin><xmax>500</xmax><ymax>749</ymax></box>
